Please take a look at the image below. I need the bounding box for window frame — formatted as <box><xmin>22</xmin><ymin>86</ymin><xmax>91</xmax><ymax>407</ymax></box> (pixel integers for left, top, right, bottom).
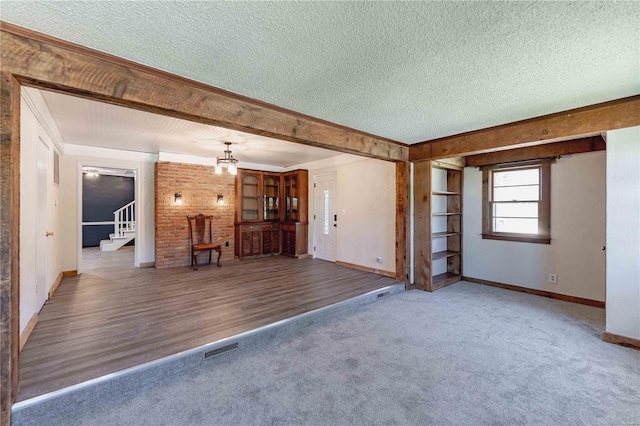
<box><xmin>481</xmin><ymin>159</ymin><xmax>552</xmax><ymax>244</ymax></box>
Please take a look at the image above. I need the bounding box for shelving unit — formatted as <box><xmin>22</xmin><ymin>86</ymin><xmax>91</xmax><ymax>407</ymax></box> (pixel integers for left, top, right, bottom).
<box><xmin>414</xmin><ymin>157</ymin><xmax>464</xmax><ymax>292</ymax></box>
<box><xmin>431</xmin><ymin>164</ymin><xmax>463</xmax><ymax>289</ymax></box>
<box><xmin>240</xmin><ymin>173</ymin><xmax>260</xmax><ymax>221</ymax></box>
<box><xmin>263</xmin><ymin>175</ymin><xmax>280</xmax><ymax>221</ymax></box>
<box><xmin>235</xmin><ymin>169</ymin><xmax>308</xmax><ymax>259</ymax></box>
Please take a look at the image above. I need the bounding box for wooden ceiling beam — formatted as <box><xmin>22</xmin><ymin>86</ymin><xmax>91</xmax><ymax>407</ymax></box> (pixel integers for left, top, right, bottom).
<box><xmin>465</xmin><ymin>135</ymin><xmax>606</xmax><ymax>167</ymax></box>
<box><xmin>0</xmin><ymin>22</ymin><xmax>408</xmax><ymax>162</ymax></box>
<box><xmin>410</xmin><ymin>96</ymin><xmax>640</xmax><ymax>161</ymax></box>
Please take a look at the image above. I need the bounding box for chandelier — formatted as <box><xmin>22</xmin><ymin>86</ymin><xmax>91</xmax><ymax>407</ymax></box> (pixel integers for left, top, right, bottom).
<box><xmin>215</xmin><ymin>142</ymin><xmax>238</xmax><ymax>175</ymax></box>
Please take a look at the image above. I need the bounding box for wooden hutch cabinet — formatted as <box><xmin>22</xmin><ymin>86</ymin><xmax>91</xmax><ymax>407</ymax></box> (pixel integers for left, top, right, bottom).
<box><xmin>234</xmin><ymin>169</ymin><xmax>308</xmax><ymax>259</ymax></box>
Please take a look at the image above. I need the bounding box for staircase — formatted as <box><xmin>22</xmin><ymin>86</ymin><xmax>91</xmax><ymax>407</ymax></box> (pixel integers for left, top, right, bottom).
<box><xmin>100</xmin><ymin>201</ymin><xmax>136</xmax><ymax>251</ymax></box>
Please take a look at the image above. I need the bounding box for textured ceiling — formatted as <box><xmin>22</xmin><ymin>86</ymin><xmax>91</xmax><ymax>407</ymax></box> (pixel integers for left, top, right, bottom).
<box><xmin>3</xmin><ymin>2</ymin><xmax>639</xmax><ymax>143</ymax></box>
<box><xmin>36</xmin><ymin>88</ymin><xmax>342</xmax><ymax>168</ymax></box>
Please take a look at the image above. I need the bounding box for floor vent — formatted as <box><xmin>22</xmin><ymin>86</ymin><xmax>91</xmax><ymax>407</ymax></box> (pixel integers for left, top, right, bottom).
<box><xmin>377</xmin><ymin>291</ymin><xmax>390</xmax><ymax>299</ymax></box>
<box><xmin>204</xmin><ymin>342</ymin><xmax>239</xmax><ymax>359</ymax></box>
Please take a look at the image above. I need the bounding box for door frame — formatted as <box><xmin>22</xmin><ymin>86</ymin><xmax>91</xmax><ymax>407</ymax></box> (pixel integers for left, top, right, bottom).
<box><xmin>77</xmin><ymin>161</ymin><xmax>140</xmax><ymax>273</ymax></box>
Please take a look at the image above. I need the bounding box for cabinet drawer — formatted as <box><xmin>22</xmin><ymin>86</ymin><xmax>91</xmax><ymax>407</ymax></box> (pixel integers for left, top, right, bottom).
<box><xmin>241</xmin><ymin>225</ymin><xmax>261</xmax><ymax>232</ymax></box>
<box><xmin>281</xmin><ymin>224</ymin><xmax>295</xmax><ymax>232</ymax></box>
<box><xmin>262</xmin><ymin>224</ymin><xmax>280</xmax><ymax>231</ymax></box>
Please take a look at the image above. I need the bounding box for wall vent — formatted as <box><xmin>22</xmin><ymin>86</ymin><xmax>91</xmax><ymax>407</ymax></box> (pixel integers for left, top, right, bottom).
<box><xmin>204</xmin><ymin>342</ymin><xmax>238</xmax><ymax>359</ymax></box>
<box><xmin>377</xmin><ymin>291</ymin><xmax>390</xmax><ymax>299</ymax></box>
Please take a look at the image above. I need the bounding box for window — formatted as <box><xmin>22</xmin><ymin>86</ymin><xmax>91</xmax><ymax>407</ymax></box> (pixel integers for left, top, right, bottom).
<box><xmin>322</xmin><ymin>189</ymin><xmax>330</xmax><ymax>236</ymax></box>
<box><xmin>482</xmin><ymin>160</ymin><xmax>552</xmax><ymax>244</ymax></box>
<box><xmin>53</xmin><ymin>150</ymin><xmax>60</xmax><ymax>185</ymax></box>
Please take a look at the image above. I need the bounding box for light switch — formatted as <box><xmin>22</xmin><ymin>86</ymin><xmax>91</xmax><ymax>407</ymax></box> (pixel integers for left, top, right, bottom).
<box><xmin>341</xmin><ymin>209</ymin><xmax>346</xmax><ymax>216</ymax></box>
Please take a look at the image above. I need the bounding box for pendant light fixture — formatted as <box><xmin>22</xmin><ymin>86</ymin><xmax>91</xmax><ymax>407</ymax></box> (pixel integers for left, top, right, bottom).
<box><xmin>215</xmin><ymin>142</ymin><xmax>239</xmax><ymax>175</ymax></box>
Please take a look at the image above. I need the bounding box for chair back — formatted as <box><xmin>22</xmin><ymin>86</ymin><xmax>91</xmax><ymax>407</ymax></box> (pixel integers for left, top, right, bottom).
<box><xmin>187</xmin><ymin>214</ymin><xmax>212</xmax><ymax>245</ymax></box>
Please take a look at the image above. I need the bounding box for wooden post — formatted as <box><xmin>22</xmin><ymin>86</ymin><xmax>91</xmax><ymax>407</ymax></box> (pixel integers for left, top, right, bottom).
<box><xmin>0</xmin><ymin>71</ymin><xmax>20</xmax><ymax>426</ymax></box>
<box><xmin>413</xmin><ymin>161</ymin><xmax>432</xmax><ymax>291</ymax></box>
<box><xmin>395</xmin><ymin>162</ymin><xmax>410</xmax><ymax>287</ymax></box>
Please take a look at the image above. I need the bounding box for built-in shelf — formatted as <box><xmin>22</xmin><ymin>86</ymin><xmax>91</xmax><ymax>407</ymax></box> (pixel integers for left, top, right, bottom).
<box><xmin>432</xmin><ymin>250</ymin><xmax>461</xmax><ymax>260</ymax></box>
<box><xmin>432</xmin><ymin>272</ymin><xmax>462</xmax><ymax>286</ymax></box>
<box><xmin>427</xmin><ymin>162</ymin><xmax>463</xmax><ymax>291</ymax></box>
<box><xmin>432</xmin><ymin>231</ymin><xmax>461</xmax><ymax>238</ymax></box>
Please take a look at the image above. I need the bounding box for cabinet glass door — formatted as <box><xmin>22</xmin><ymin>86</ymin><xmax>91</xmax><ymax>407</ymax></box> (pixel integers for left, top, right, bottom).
<box><xmin>285</xmin><ymin>175</ymin><xmax>298</xmax><ymax>222</ymax></box>
<box><xmin>241</xmin><ymin>174</ymin><xmax>260</xmax><ymax>221</ymax></box>
<box><xmin>263</xmin><ymin>175</ymin><xmax>280</xmax><ymax>221</ymax></box>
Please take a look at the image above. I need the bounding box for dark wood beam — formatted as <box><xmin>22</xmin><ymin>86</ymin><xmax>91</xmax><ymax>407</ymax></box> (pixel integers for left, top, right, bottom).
<box><xmin>410</xmin><ymin>97</ymin><xmax>640</xmax><ymax>161</ymax></box>
<box><xmin>395</xmin><ymin>162</ymin><xmax>410</xmax><ymax>286</ymax></box>
<box><xmin>0</xmin><ymin>22</ymin><xmax>408</xmax><ymax>162</ymax></box>
<box><xmin>465</xmin><ymin>136</ymin><xmax>606</xmax><ymax>167</ymax></box>
<box><xmin>0</xmin><ymin>71</ymin><xmax>20</xmax><ymax>425</ymax></box>
<box><xmin>412</xmin><ymin>160</ymin><xmax>432</xmax><ymax>291</ymax></box>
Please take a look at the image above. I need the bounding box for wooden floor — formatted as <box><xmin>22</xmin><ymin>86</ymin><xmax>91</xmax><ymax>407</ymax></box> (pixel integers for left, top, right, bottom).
<box><xmin>18</xmin><ymin>248</ymin><xmax>399</xmax><ymax>401</ymax></box>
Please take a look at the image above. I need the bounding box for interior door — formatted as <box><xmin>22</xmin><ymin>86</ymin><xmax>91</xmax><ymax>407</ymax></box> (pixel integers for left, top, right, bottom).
<box><xmin>36</xmin><ymin>138</ymin><xmax>50</xmax><ymax>308</ymax></box>
<box><xmin>315</xmin><ymin>173</ymin><xmax>337</xmax><ymax>262</ymax></box>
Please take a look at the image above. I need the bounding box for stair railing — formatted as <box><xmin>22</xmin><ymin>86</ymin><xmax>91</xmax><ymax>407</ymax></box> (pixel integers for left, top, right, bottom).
<box><xmin>114</xmin><ymin>201</ymin><xmax>135</xmax><ymax>238</ymax></box>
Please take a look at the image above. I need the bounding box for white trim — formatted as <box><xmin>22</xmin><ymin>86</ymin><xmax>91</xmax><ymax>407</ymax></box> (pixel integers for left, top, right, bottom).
<box><xmin>285</xmin><ymin>153</ymin><xmax>367</xmax><ymax>172</ymax></box>
<box><xmin>66</xmin><ymin>144</ymin><xmax>157</xmax><ymax>162</ymax></box>
<box><xmin>157</xmin><ymin>151</ymin><xmax>285</xmax><ymax>172</ymax></box>
<box><xmin>82</xmin><ymin>221</ymin><xmax>118</xmax><ymax>226</ymax></box>
<box><xmin>21</xmin><ymin>87</ymin><xmax>66</xmax><ymax>154</ymax></box>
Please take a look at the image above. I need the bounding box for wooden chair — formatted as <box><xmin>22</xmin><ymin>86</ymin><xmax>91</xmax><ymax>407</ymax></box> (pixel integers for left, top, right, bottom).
<box><xmin>187</xmin><ymin>214</ymin><xmax>222</xmax><ymax>270</ymax></box>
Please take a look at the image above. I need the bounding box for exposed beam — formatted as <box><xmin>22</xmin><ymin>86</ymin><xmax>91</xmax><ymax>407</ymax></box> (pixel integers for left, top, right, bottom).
<box><xmin>0</xmin><ymin>71</ymin><xmax>20</xmax><ymax>424</ymax></box>
<box><xmin>410</xmin><ymin>97</ymin><xmax>640</xmax><ymax>161</ymax></box>
<box><xmin>465</xmin><ymin>136</ymin><xmax>606</xmax><ymax>167</ymax></box>
<box><xmin>0</xmin><ymin>22</ymin><xmax>408</xmax><ymax>162</ymax></box>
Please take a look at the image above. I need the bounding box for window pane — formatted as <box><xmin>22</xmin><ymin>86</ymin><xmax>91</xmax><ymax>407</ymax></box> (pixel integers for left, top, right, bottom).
<box><xmin>493</xmin><ymin>169</ymin><xmax>539</xmax><ymax>187</ymax></box>
<box><xmin>493</xmin><ymin>217</ymin><xmax>538</xmax><ymax>234</ymax></box>
<box><xmin>493</xmin><ymin>202</ymin><xmax>538</xmax><ymax>218</ymax></box>
<box><xmin>323</xmin><ymin>189</ymin><xmax>329</xmax><ymax>235</ymax></box>
<box><xmin>494</xmin><ymin>185</ymin><xmax>539</xmax><ymax>201</ymax></box>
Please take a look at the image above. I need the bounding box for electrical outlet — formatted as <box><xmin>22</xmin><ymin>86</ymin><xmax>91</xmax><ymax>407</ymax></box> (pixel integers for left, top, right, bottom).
<box><xmin>548</xmin><ymin>274</ymin><xmax>558</xmax><ymax>284</ymax></box>
<box><xmin>225</xmin><ymin>241</ymin><xmax>229</xmax><ymax>247</ymax></box>
<box><xmin>376</xmin><ymin>257</ymin><xmax>383</xmax><ymax>264</ymax></box>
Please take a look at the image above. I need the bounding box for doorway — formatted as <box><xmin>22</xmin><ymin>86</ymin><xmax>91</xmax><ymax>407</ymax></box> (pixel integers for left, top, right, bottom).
<box><xmin>314</xmin><ymin>173</ymin><xmax>338</xmax><ymax>262</ymax></box>
<box><xmin>78</xmin><ymin>164</ymin><xmax>138</xmax><ymax>273</ymax></box>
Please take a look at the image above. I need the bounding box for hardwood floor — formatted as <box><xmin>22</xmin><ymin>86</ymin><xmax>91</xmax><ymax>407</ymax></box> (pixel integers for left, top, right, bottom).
<box><xmin>18</xmin><ymin>248</ymin><xmax>399</xmax><ymax>401</ymax></box>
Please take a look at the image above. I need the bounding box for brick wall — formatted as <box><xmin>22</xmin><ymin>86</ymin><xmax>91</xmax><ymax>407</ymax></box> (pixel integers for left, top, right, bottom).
<box><xmin>155</xmin><ymin>162</ymin><xmax>235</xmax><ymax>269</ymax></box>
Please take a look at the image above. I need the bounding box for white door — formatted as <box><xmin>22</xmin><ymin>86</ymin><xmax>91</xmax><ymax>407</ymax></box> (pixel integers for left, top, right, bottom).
<box><xmin>314</xmin><ymin>173</ymin><xmax>337</xmax><ymax>262</ymax></box>
<box><xmin>36</xmin><ymin>138</ymin><xmax>49</xmax><ymax>308</ymax></box>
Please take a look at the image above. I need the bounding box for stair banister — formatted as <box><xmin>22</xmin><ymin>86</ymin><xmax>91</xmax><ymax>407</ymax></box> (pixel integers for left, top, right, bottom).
<box><xmin>114</xmin><ymin>201</ymin><xmax>135</xmax><ymax>238</ymax></box>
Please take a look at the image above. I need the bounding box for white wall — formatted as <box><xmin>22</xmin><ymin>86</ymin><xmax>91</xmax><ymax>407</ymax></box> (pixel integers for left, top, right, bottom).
<box><xmin>19</xmin><ymin>92</ymin><xmax>63</xmax><ymax>333</ymax></box>
<box><xmin>306</xmin><ymin>155</ymin><xmax>396</xmax><ymax>273</ymax></box>
<box><xmin>59</xmin><ymin>145</ymin><xmax>156</xmax><ymax>271</ymax></box>
<box><xmin>463</xmin><ymin>151</ymin><xmax>606</xmax><ymax>301</ymax></box>
<box><xmin>605</xmin><ymin>126</ymin><xmax>640</xmax><ymax>340</ymax></box>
